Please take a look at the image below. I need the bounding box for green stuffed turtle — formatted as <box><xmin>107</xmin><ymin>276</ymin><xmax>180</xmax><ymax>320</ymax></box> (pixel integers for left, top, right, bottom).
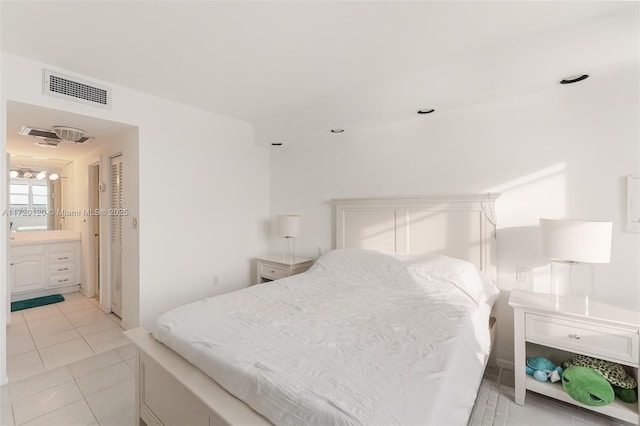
<box><xmin>563</xmin><ymin>355</ymin><xmax>637</xmax><ymax>403</ymax></box>
<box><xmin>562</xmin><ymin>366</ymin><xmax>615</xmax><ymax>406</ymax></box>
<box><xmin>614</xmin><ymin>387</ymin><xmax>638</xmax><ymax>403</ymax></box>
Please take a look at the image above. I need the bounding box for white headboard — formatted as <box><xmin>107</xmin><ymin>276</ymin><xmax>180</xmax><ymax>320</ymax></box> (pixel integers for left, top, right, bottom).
<box><xmin>334</xmin><ymin>194</ymin><xmax>500</xmax><ymax>283</ymax></box>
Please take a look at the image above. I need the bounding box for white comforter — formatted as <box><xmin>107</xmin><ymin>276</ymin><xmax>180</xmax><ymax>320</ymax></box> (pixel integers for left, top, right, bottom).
<box><xmin>154</xmin><ymin>249</ymin><xmax>498</xmax><ymax>426</ymax></box>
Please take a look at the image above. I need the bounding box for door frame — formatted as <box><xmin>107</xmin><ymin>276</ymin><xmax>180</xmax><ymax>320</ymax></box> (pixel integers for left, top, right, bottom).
<box><xmin>87</xmin><ymin>161</ymin><xmax>101</xmax><ymax>300</ymax></box>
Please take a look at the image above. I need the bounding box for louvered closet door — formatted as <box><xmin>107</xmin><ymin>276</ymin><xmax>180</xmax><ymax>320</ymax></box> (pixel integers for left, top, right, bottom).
<box><xmin>110</xmin><ymin>155</ymin><xmax>123</xmax><ymax>318</ymax></box>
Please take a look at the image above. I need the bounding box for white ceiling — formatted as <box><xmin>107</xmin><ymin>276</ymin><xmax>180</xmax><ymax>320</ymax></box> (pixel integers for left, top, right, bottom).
<box><xmin>1</xmin><ymin>1</ymin><xmax>638</xmax><ymax>146</ymax></box>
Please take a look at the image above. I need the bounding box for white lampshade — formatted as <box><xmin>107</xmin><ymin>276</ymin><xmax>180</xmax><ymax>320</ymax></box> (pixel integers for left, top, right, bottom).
<box><xmin>540</xmin><ymin>218</ymin><xmax>612</xmax><ymax>263</ymax></box>
<box><xmin>277</xmin><ymin>215</ymin><xmax>300</xmax><ymax>238</ymax></box>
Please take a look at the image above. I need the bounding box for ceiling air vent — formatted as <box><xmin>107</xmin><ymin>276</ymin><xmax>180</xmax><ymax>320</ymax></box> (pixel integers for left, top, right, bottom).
<box><xmin>43</xmin><ymin>69</ymin><xmax>112</xmax><ymax>109</ymax></box>
<box><xmin>19</xmin><ymin>126</ymin><xmax>93</xmax><ymax>143</ymax></box>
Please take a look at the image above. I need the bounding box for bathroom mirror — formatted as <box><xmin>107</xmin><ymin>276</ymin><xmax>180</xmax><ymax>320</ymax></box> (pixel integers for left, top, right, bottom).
<box><xmin>8</xmin><ymin>155</ymin><xmax>73</xmax><ymax>232</ymax></box>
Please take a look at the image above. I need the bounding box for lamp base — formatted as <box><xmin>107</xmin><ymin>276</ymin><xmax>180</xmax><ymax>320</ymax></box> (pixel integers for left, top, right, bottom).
<box><xmin>550</xmin><ymin>261</ymin><xmax>594</xmax><ymax>313</ymax></box>
<box><xmin>282</xmin><ymin>236</ymin><xmax>296</xmax><ymax>265</ymax></box>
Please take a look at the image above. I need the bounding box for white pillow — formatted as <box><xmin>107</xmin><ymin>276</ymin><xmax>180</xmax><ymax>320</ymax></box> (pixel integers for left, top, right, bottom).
<box><xmin>313</xmin><ymin>249</ymin><xmax>499</xmax><ymax>306</ymax></box>
<box><xmin>401</xmin><ymin>254</ymin><xmax>499</xmax><ymax>306</ymax></box>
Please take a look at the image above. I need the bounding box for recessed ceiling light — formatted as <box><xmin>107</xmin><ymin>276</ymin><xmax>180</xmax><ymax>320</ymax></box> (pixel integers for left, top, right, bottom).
<box><xmin>331</xmin><ymin>129</ymin><xmax>344</xmax><ymax>133</ymax></box>
<box><xmin>271</xmin><ymin>142</ymin><xmax>283</xmax><ymax>146</ymax></box>
<box><xmin>560</xmin><ymin>74</ymin><xmax>589</xmax><ymax>84</ymax></box>
<box><xmin>417</xmin><ymin>108</ymin><xmax>435</xmax><ymax>114</ymax></box>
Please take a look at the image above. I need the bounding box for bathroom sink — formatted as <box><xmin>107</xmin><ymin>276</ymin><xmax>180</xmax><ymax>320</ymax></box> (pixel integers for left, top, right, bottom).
<box><xmin>10</xmin><ymin>230</ymin><xmax>81</xmax><ymax>243</ymax></box>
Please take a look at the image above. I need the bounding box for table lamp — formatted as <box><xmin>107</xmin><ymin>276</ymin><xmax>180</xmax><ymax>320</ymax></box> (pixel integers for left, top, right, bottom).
<box><xmin>539</xmin><ymin>218</ymin><xmax>612</xmax><ymax>305</ymax></box>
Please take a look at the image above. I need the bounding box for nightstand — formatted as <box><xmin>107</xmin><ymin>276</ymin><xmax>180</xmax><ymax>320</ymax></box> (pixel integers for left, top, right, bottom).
<box><xmin>509</xmin><ymin>290</ymin><xmax>640</xmax><ymax>424</ymax></box>
<box><xmin>255</xmin><ymin>255</ymin><xmax>313</xmax><ymax>284</ymax></box>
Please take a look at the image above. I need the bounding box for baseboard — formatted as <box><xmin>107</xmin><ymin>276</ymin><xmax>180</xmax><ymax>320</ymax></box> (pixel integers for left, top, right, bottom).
<box><xmin>11</xmin><ymin>284</ymin><xmax>80</xmax><ymax>302</ymax></box>
<box><xmin>496</xmin><ymin>358</ymin><xmax>514</xmax><ymax>371</ymax></box>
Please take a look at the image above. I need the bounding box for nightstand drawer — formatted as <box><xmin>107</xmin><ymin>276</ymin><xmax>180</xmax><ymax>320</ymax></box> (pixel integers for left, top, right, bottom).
<box><xmin>526</xmin><ymin>313</ymin><xmax>639</xmax><ymax>365</ymax></box>
<box><xmin>260</xmin><ymin>263</ymin><xmax>287</xmax><ymax>280</ymax></box>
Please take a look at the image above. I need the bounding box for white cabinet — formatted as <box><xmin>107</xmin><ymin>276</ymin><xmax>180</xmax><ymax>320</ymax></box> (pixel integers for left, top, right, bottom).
<box><xmin>510</xmin><ymin>290</ymin><xmax>640</xmax><ymax>425</ymax></box>
<box><xmin>47</xmin><ymin>242</ymin><xmax>80</xmax><ymax>289</ymax></box>
<box><xmin>10</xmin><ymin>240</ymin><xmax>82</xmax><ymax>298</ymax></box>
<box><xmin>10</xmin><ymin>244</ymin><xmax>47</xmax><ymax>293</ymax></box>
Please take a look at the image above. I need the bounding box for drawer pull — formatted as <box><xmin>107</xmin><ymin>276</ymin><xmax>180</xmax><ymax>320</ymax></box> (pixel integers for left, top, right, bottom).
<box><xmin>270</xmin><ymin>270</ymin><xmax>275</xmax><ymax>274</ymax></box>
<box><xmin>57</xmin><ymin>267</ymin><xmax>69</xmax><ymax>271</ymax></box>
<box><xmin>568</xmin><ymin>333</ymin><xmax>581</xmax><ymax>340</ymax></box>
<box><xmin>57</xmin><ymin>257</ymin><xmax>69</xmax><ymax>260</ymax></box>
<box><xmin>58</xmin><ymin>278</ymin><xmax>69</xmax><ymax>283</ymax></box>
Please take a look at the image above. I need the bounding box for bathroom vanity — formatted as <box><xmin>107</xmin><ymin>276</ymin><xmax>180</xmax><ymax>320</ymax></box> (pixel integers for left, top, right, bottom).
<box><xmin>10</xmin><ymin>230</ymin><xmax>82</xmax><ymax>302</ymax></box>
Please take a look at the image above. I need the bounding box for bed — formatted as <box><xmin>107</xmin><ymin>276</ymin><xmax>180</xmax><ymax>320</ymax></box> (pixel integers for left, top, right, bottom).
<box><xmin>125</xmin><ymin>193</ymin><xmax>500</xmax><ymax>426</ymax></box>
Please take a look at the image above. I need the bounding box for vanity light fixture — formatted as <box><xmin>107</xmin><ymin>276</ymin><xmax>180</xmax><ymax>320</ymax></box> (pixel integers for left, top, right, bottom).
<box><xmin>331</xmin><ymin>129</ymin><xmax>344</xmax><ymax>133</ymax></box>
<box><xmin>560</xmin><ymin>74</ymin><xmax>589</xmax><ymax>84</ymax></box>
<box><xmin>9</xmin><ymin>168</ymin><xmax>58</xmax><ymax>180</ymax></box>
<box><xmin>417</xmin><ymin>108</ymin><xmax>435</xmax><ymax>114</ymax></box>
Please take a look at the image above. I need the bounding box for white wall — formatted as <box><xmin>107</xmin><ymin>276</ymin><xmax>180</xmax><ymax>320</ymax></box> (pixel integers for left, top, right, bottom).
<box><xmin>0</xmin><ymin>52</ymin><xmax>271</xmax><ymax>383</ymax></box>
<box><xmin>269</xmin><ymin>58</ymin><xmax>640</xmax><ymax>368</ymax></box>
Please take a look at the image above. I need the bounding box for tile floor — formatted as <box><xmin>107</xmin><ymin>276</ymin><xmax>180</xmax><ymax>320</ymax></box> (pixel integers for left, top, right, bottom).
<box><xmin>1</xmin><ymin>344</ymin><xmax>136</xmax><ymax>426</ymax></box>
<box><xmin>2</xmin><ymin>292</ymin><xmax>135</xmax><ymax>426</ymax></box>
<box><xmin>6</xmin><ymin>292</ymin><xmax>129</xmax><ymax>382</ymax></box>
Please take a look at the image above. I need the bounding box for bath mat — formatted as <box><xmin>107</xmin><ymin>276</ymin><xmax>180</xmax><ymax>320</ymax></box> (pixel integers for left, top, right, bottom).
<box><xmin>11</xmin><ymin>294</ymin><xmax>65</xmax><ymax>312</ymax></box>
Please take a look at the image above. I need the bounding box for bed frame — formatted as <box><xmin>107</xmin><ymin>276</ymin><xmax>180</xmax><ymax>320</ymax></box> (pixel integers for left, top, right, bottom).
<box><xmin>334</xmin><ymin>194</ymin><xmax>499</xmax><ymax>283</ymax></box>
<box><xmin>125</xmin><ymin>193</ymin><xmax>500</xmax><ymax>426</ymax></box>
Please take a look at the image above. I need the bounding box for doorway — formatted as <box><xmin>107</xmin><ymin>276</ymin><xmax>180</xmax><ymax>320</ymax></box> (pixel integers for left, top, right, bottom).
<box><xmin>3</xmin><ymin>101</ymin><xmax>140</xmax><ymax>384</ymax></box>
